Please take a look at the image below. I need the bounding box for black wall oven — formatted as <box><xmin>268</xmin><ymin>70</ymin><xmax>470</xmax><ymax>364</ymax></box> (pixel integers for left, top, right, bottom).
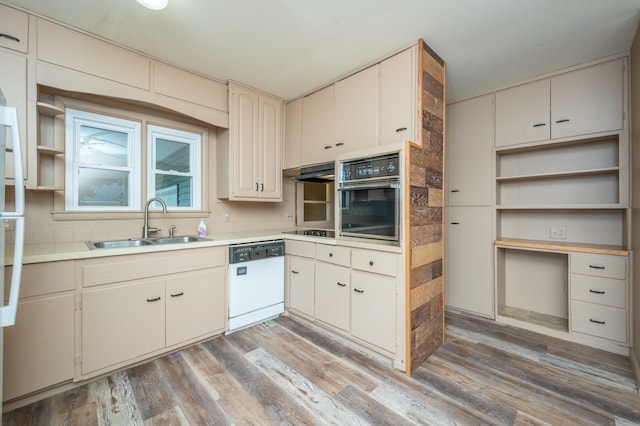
<box><xmin>338</xmin><ymin>153</ymin><xmax>401</xmax><ymax>243</ymax></box>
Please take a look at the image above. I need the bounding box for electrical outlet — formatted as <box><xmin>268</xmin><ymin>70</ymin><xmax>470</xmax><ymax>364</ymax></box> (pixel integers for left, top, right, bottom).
<box><xmin>3</xmin><ymin>219</ymin><xmax>14</xmax><ymax>231</ymax></box>
<box><xmin>550</xmin><ymin>226</ymin><xmax>566</xmax><ymax>239</ymax></box>
<box><xmin>285</xmin><ymin>212</ymin><xmax>293</xmax><ymax>221</ymax></box>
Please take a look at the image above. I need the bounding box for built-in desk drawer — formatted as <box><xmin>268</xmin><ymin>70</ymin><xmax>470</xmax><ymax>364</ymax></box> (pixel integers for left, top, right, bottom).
<box><xmin>570</xmin><ymin>300</ymin><xmax>626</xmax><ymax>343</ymax></box>
<box><xmin>316</xmin><ymin>244</ymin><xmax>350</xmax><ymax>267</ymax></box>
<box><xmin>570</xmin><ymin>274</ymin><xmax>626</xmax><ymax>309</ymax></box>
<box><xmin>570</xmin><ymin>253</ymin><xmax>626</xmax><ymax>279</ymax></box>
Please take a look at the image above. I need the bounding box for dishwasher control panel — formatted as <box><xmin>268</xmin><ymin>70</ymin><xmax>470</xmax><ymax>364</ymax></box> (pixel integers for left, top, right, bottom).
<box><xmin>229</xmin><ymin>240</ymin><xmax>284</xmax><ymax>264</ymax></box>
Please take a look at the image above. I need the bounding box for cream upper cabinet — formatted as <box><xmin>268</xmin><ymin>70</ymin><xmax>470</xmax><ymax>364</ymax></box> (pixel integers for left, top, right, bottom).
<box><xmin>551</xmin><ymin>59</ymin><xmax>624</xmax><ymax>139</ymax></box>
<box><xmin>495</xmin><ymin>58</ymin><xmax>624</xmax><ymax>148</ymax></box>
<box><xmin>334</xmin><ymin>64</ymin><xmax>379</xmax><ymax>154</ymax></box>
<box><xmin>301</xmin><ymin>85</ymin><xmax>335</xmax><ymax>166</ymax></box>
<box><xmin>284</xmin><ymin>98</ymin><xmax>303</xmax><ymax>170</ymax></box>
<box><xmin>0</xmin><ymin>4</ymin><xmax>29</xmax><ymax>53</ymax></box>
<box><xmin>0</xmin><ymin>49</ymin><xmax>28</xmax><ymax>183</ymax></box>
<box><xmin>380</xmin><ymin>46</ymin><xmax>417</xmax><ymax>145</ymax></box>
<box><xmin>446</xmin><ymin>94</ymin><xmax>493</xmax><ymax>206</ymax></box>
<box><xmin>495</xmin><ymin>79</ymin><xmax>550</xmax><ymax>147</ymax></box>
<box><xmin>226</xmin><ymin>82</ymin><xmax>283</xmax><ymax>201</ymax></box>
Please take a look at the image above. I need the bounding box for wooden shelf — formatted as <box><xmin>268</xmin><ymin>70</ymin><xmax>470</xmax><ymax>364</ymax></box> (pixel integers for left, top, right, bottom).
<box><xmin>496</xmin><ymin>167</ymin><xmax>619</xmax><ymax>182</ymax></box>
<box><xmin>495</xmin><ymin>238</ymin><xmax>628</xmax><ymax>256</ymax></box>
<box><xmin>37</xmin><ymin>101</ymin><xmax>64</xmax><ymax>117</ymax></box>
<box><xmin>496</xmin><ymin>204</ymin><xmax>625</xmax><ymax>210</ymax></box>
<box><xmin>37</xmin><ymin>145</ymin><xmax>64</xmax><ymax>155</ymax></box>
<box><xmin>35</xmin><ymin>186</ymin><xmax>64</xmax><ymax>192</ymax></box>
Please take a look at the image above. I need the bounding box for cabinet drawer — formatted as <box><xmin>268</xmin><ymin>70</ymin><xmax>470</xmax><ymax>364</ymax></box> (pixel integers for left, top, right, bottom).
<box><xmin>285</xmin><ymin>239</ymin><xmax>315</xmax><ymax>258</ymax></box>
<box><xmin>5</xmin><ymin>261</ymin><xmax>75</xmax><ymax>299</ymax></box>
<box><xmin>570</xmin><ymin>253</ymin><xmax>626</xmax><ymax>279</ymax></box>
<box><xmin>570</xmin><ymin>300</ymin><xmax>626</xmax><ymax>343</ymax></box>
<box><xmin>570</xmin><ymin>274</ymin><xmax>626</xmax><ymax>309</ymax></box>
<box><xmin>316</xmin><ymin>244</ymin><xmax>350</xmax><ymax>267</ymax></box>
<box><xmin>0</xmin><ymin>4</ymin><xmax>28</xmax><ymax>53</ymax></box>
<box><xmin>351</xmin><ymin>249</ymin><xmax>398</xmax><ymax>277</ymax></box>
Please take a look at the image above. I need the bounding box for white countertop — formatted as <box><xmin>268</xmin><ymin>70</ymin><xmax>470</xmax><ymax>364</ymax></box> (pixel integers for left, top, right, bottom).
<box><xmin>6</xmin><ymin>229</ymin><xmax>402</xmax><ymax>265</ymax></box>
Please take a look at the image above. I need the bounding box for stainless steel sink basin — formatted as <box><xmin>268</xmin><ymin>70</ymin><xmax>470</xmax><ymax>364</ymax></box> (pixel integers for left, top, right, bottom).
<box><xmin>86</xmin><ymin>235</ymin><xmax>209</xmax><ymax>250</ymax></box>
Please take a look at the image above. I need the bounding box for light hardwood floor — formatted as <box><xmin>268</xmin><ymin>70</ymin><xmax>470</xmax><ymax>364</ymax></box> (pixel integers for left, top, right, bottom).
<box><xmin>4</xmin><ymin>311</ymin><xmax>640</xmax><ymax>425</ymax></box>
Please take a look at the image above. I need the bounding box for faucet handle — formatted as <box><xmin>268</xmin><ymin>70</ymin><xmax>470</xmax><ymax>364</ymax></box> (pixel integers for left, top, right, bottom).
<box><xmin>169</xmin><ymin>225</ymin><xmax>177</xmax><ymax>238</ymax></box>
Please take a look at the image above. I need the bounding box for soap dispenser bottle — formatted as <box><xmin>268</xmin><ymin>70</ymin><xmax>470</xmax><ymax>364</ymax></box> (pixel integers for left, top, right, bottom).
<box><xmin>197</xmin><ymin>219</ymin><xmax>207</xmax><ymax>237</ymax></box>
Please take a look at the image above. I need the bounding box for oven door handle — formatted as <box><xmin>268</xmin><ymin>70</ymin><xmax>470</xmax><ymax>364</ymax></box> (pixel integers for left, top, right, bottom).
<box><xmin>338</xmin><ymin>179</ymin><xmax>400</xmax><ymax>191</ymax></box>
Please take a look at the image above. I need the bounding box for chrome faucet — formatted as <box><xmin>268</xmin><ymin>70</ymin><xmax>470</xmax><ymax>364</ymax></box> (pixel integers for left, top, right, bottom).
<box><xmin>142</xmin><ymin>197</ymin><xmax>167</xmax><ymax>238</ymax></box>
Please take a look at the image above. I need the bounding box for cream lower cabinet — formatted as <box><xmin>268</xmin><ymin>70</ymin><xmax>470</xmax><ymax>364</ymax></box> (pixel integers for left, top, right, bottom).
<box><xmin>288</xmin><ymin>256</ymin><xmax>315</xmax><ymax>318</ymax></box>
<box><xmin>351</xmin><ymin>271</ymin><xmax>397</xmax><ymax>352</ymax></box>
<box><xmin>315</xmin><ymin>261</ymin><xmax>351</xmax><ymax>332</ymax></box>
<box><xmin>81</xmin><ymin>247</ymin><xmax>227</xmax><ymax>378</ymax></box>
<box><xmin>3</xmin><ymin>261</ymin><xmax>75</xmax><ymax>402</ymax></box>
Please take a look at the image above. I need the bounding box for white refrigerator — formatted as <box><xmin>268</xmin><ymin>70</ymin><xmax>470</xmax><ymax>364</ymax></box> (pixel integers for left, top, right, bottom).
<box><xmin>0</xmin><ymin>88</ymin><xmax>25</xmax><ymax>407</ymax></box>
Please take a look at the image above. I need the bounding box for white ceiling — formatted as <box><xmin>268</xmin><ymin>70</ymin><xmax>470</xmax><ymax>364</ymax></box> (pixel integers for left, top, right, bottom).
<box><xmin>4</xmin><ymin>0</ymin><xmax>640</xmax><ymax>102</ymax></box>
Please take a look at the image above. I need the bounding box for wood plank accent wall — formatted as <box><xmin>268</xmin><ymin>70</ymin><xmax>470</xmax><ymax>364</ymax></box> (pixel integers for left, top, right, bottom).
<box><xmin>406</xmin><ymin>39</ymin><xmax>446</xmax><ymax>374</ymax></box>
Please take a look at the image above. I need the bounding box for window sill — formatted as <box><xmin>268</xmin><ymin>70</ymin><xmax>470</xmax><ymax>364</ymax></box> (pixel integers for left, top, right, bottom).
<box><xmin>51</xmin><ymin>210</ymin><xmax>210</xmax><ymax>221</ymax></box>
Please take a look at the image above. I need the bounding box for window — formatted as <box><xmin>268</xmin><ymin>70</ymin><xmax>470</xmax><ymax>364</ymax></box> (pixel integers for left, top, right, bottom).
<box><xmin>65</xmin><ymin>109</ymin><xmax>141</xmax><ymax>210</ymax></box>
<box><xmin>147</xmin><ymin>125</ymin><xmax>201</xmax><ymax>210</ymax></box>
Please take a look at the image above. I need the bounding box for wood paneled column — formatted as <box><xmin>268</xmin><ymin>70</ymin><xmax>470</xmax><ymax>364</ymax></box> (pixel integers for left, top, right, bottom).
<box><xmin>405</xmin><ymin>39</ymin><xmax>446</xmax><ymax>374</ymax></box>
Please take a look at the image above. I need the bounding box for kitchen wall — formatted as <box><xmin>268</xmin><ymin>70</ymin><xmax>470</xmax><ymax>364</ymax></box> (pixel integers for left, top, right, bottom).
<box><xmin>7</xmin><ymin>117</ymin><xmax>295</xmax><ymax>245</ymax></box>
<box><xmin>630</xmin><ymin>23</ymin><xmax>640</xmax><ymax>381</ymax></box>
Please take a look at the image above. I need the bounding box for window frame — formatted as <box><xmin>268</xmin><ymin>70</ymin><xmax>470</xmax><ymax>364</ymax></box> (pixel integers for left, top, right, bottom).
<box><xmin>146</xmin><ymin>124</ymin><xmax>202</xmax><ymax>211</ymax></box>
<box><xmin>64</xmin><ymin>108</ymin><xmax>141</xmax><ymax>211</ymax></box>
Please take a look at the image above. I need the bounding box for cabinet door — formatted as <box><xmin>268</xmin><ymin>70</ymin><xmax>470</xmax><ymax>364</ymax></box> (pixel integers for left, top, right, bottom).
<box><xmin>301</xmin><ymin>85</ymin><xmax>335</xmax><ymax>166</ymax></box>
<box><xmin>551</xmin><ymin>59</ymin><xmax>623</xmax><ymax>139</ymax></box>
<box><xmin>82</xmin><ymin>279</ymin><xmax>165</xmax><ymax>374</ymax></box>
<box><xmin>3</xmin><ymin>294</ymin><xmax>74</xmax><ymax>401</ymax></box>
<box><xmin>259</xmin><ymin>93</ymin><xmax>283</xmax><ymax>199</ymax></box>
<box><xmin>351</xmin><ymin>271</ymin><xmax>397</xmax><ymax>352</ymax></box>
<box><xmin>284</xmin><ymin>98</ymin><xmax>302</xmax><ymax>170</ymax></box>
<box><xmin>0</xmin><ymin>4</ymin><xmax>28</xmax><ymax>53</ymax></box>
<box><xmin>314</xmin><ymin>262</ymin><xmax>350</xmax><ymax>331</ymax></box>
<box><xmin>380</xmin><ymin>47</ymin><xmax>417</xmax><ymax>145</ymax></box>
<box><xmin>0</xmin><ymin>49</ymin><xmax>27</xmax><ymax>181</ymax></box>
<box><xmin>166</xmin><ymin>268</ymin><xmax>226</xmax><ymax>347</ymax></box>
<box><xmin>230</xmin><ymin>85</ymin><xmax>260</xmax><ymax>198</ymax></box>
<box><xmin>334</xmin><ymin>65</ymin><xmax>378</xmax><ymax>155</ymax></box>
<box><xmin>445</xmin><ymin>206</ymin><xmax>494</xmax><ymax>317</ymax></box>
<box><xmin>446</xmin><ymin>95</ymin><xmax>493</xmax><ymax>206</ymax></box>
<box><xmin>495</xmin><ymin>79</ymin><xmax>550</xmax><ymax>147</ymax></box>
<box><xmin>288</xmin><ymin>256</ymin><xmax>315</xmax><ymax>317</ymax></box>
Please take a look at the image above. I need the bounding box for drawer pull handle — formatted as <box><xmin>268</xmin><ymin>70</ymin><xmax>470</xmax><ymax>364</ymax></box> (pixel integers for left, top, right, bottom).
<box><xmin>450</xmin><ymin>189</ymin><xmax>460</xmax><ymax>193</ymax></box>
<box><xmin>589</xmin><ymin>265</ymin><xmax>605</xmax><ymax>270</ymax></box>
<box><xmin>292</xmin><ymin>270</ymin><xmax>299</xmax><ymax>274</ymax></box>
<box><xmin>336</xmin><ymin>282</ymin><xmax>347</xmax><ymax>287</ymax></box>
<box><xmin>589</xmin><ymin>318</ymin><xmax>605</xmax><ymax>325</ymax></box>
<box><xmin>450</xmin><ymin>222</ymin><xmax>460</xmax><ymax>225</ymax></box>
<box><xmin>170</xmin><ymin>292</ymin><xmax>184</xmax><ymax>298</ymax></box>
<box><xmin>324</xmin><ymin>145</ymin><xmax>332</xmax><ymax>150</ymax></box>
<box><xmin>555</xmin><ymin>119</ymin><xmax>570</xmax><ymax>124</ymax></box>
<box><xmin>0</xmin><ymin>33</ymin><xmax>20</xmax><ymax>43</ymax></box>
<box><xmin>589</xmin><ymin>289</ymin><xmax>605</xmax><ymax>295</ymax></box>
<box><xmin>354</xmin><ymin>288</ymin><xmax>364</xmax><ymax>293</ymax></box>
<box><xmin>396</xmin><ymin>127</ymin><xmax>408</xmax><ymax>132</ymax></box>
<box><xmin>146</xmin><ymin>296</ymin><xmax>161</xmax><ymax>302</ymax></box>
<box><xmin>255</xmin><ymin>183</ymin><xmax>259</xmax><ymax>191</ymax></box>
<box><xmin>369</xmin><ymin>261</ymin><xmax>374</xmax><ymax>266</ymax></box>
<box><xmin>335</xmin><ymin>142</ymin><xmax>345</xmax><ymax>147</ymax></box>
<box><xmin>532</xmin><ymin>123</ymin><xmax>546</xmax><ymax>128</ymax></box>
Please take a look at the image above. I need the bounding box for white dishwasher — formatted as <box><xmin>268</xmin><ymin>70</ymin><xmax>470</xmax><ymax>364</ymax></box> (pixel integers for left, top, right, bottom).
<box><xmin>227</xmin><ymin>240</ymin><xmax>285</xmax><ymax>333</ymax></box>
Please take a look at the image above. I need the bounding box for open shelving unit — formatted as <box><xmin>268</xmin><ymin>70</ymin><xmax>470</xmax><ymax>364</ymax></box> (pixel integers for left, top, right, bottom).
<box><xmin>36</xmin><ymin>97</ymin><xmax>65</xmax><ymax>191</ymax></box>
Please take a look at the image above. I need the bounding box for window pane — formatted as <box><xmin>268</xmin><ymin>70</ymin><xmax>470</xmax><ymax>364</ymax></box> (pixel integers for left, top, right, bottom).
<box><xmin>155</xmin><ymin>174</ymin><xmax>192</xmax><ymax>207</ymax></box>
<box><xmin>156</xmin><ymin>138</ymin><xmax>190</xmax><ymax>172</ymax></box>
<box><xmin>78</xmin><ymin>125</ymin><xmax>129</xmax><ymax>167</ymax></box>
<box><xmin>78</xmin><ymin>168</ymin><xmax>129</xmax><ymax>207</ymax></box>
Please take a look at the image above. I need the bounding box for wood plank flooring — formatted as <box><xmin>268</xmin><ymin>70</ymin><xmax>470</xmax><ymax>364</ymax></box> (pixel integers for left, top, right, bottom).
<box><xmin>4</xmin><ymin>311</ymin><xmax>640</xmax><ymax>425</ymax></box>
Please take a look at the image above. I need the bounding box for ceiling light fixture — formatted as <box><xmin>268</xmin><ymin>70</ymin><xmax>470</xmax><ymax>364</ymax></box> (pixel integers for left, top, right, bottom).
<box><xmin>135</xmin><ymin>0</ymin><xmax>168</xmax><ymax>10</ymax></box>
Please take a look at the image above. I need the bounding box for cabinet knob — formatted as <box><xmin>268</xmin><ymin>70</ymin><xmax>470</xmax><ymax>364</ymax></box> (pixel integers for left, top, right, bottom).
<box><xmin>0</xmin><ymin>33</ymin><xmax>20</xmax><ymax>43</ymax></box>
<box><xmin>369</xmin><ymin>261</ymin><xmax>374</xmax><ymax>266</ymax></box>
<box><xmin>329</xmin><ymin>252</ymin><xmax>333</xmax><ymax>257</ymax></box>
<box><xmin>170</xmin><ymin>292</ymin><xmax>184</xmax><ymax>298</ymax></box>
<box><xmin>146</xmin><ymin>296</ymin><xmax>161</xmax><ymax>302</ymax></box>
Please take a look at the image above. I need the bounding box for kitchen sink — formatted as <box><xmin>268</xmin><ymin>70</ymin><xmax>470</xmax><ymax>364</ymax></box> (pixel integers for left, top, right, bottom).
<box><xmin>86</xmin><ymin>235</ymin><xmax>209</xmax><ymax>250</ymax></box>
